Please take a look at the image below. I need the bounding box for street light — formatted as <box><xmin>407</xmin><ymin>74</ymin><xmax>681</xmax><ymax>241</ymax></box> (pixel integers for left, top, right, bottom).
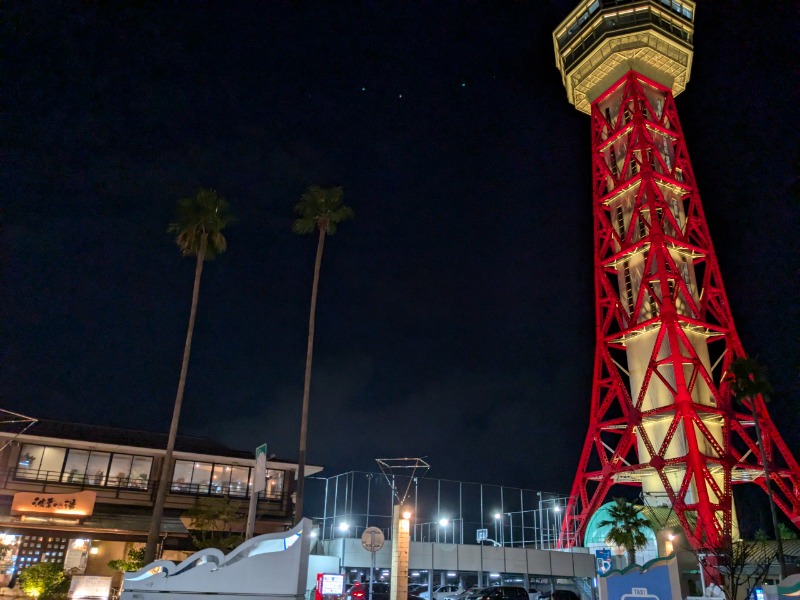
<box><xmin>493</xmin><ymin>513</ymin><xmax>504</xmax><ymax>546</ymax></box>
<box><xmin>437</xmin><ymin>517</ymin><xmax>450</xmax><ymax>543</ymax></box>
<box><xmin>338</xmin><ymin>522</ymin><xmax>350</xmax><ymax>532</ymax></box>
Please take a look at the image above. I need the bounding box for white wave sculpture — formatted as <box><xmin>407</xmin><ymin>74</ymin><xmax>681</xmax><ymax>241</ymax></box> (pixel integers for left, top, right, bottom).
<box><xmin>122</xmin><ymin>518</ymin><xmax>312</xmax><ymax>600</ymax></box>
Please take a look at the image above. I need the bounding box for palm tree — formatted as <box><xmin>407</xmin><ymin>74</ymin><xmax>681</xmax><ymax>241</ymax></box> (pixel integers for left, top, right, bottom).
<box><xmin>291</xmin><ymin>185</ymin><xmax>353</xmax><ymax>525</ymax></box>
<box><xmin>728</xmin><ymin>356</ymin><xmax>786</xmax><ymax>579</ymax></box>
<box><xmin>144</xmin><ymin>188</ymin><xmax>233</xmax><ymax>563</ymax></box>
<box><xmin>598</xmin><ymin>497</ymin><xmax>653</xmax><ymax>566</ymax></box>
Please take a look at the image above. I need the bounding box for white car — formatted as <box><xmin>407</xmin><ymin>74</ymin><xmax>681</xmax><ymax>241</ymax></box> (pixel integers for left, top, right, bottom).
<box><xmin>421</xmin><ymin>585</ymin><xmax>463</xmax><ymax>600</ymax></box>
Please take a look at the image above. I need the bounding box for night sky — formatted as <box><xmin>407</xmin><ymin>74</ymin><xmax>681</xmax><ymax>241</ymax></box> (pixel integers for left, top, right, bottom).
<box><xmin>3</xmin><ymin>1</ymin><xmax>798</xmax><ymax>500</ymax></box>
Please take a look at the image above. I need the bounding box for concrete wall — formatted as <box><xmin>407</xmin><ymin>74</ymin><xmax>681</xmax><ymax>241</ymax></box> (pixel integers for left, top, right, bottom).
<box><xmin>318</xmin><ymin>539</ymin><xmax>596</xmax><ymax>577</ymax></box>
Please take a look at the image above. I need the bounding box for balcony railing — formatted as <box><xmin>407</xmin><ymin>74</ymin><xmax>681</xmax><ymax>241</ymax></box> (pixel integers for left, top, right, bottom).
<box><xmin>559</xmin><ymin>2</ymin><xmax>694</xmax><ymax>71</ymax></box>
<box><xmin>3</xmin><ymin>467</ymin><xmax>291</xmax><ymax>508</ymax></box>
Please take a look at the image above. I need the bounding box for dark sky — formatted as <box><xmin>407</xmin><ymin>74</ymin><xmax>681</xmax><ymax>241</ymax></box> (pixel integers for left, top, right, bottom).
<box><xmin>2</xmin><ymin>1</ymin><xmax>798</xmax><ymax>497</ymax></box>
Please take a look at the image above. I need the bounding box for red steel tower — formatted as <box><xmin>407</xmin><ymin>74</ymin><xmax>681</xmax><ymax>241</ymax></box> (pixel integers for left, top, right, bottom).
<box><xmin>552</xmin><ymin>1</ymin><xmax>800</xmax><ymax>549</ymax></box>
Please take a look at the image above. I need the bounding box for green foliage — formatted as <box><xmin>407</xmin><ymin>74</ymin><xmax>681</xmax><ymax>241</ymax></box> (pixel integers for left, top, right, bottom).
<box><xmin>597</xmin><ymin>497</ymin><xmax>653</xmax><ymax>566</ymax></box>
<box><xmin>728</xmin><ymin>356</ymin><xmax>773</xmax><ymax>406</ymax></box>
<box><xmin>777</xmin><ymin>522</ymin><xmax>798</xmax><ymax>540</ymax></box>
<box><xmin>184</xmin><ymin>497</ymin><xmax>245</xmax><ymax>551</ymax></box>
<box><xmin>18</xmin><ymin>562</ymin><xmax>70</xmax><ymax>600</ymax></box>
<box><xmin>292</xmin><ymin>185</ymin><xmax>353</xmax><ymax>236</ymax></box>
<box><xmin>108</xmin><ymin>546</ymin><xmax>146</xmax><ymax>572</ymax></box>
<box><xmin>753</xmin><ymin>523</ymin><xmax>798</xmax><ymax>541</ymax></box>
<box><xmin>168</xmin><ymin>188</ymin><xmax>234</xmax><ymax>259</ymax></box>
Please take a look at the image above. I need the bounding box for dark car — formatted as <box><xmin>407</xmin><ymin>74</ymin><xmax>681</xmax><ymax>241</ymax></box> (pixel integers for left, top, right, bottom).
<box><xmin>346</xmin><ymin>582</ymin><xmax>424</xmax><ymax>600</ymax></box>
<box><xmin>538</xmin><ymin>591</ymin><xmax>580</xmax><ymax>600</ymax></box>
<box><xmin>467</xmin><ymin>587</ymin><xmax>529</xmax><ymax>600</ymax></box>
<box><xmin>347</xmin><ymin>583</ymin><xmax>390</xmax><ymax>600</ymax></box>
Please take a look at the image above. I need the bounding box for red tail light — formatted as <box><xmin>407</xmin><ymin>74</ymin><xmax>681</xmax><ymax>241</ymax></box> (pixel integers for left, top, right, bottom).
<box><xmin>354</xmin><ymin>592</ymin><xmax>365</xmax><ymax>598</ymax></box>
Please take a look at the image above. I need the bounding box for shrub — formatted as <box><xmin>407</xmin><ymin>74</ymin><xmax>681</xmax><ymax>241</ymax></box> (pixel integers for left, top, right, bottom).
<box><xmin>17</xmin><ymin>562</ymin><xmax>70</xmax><ymax>599</ymax></box>
<box><xmin>108</xmin><ymin>546</ymin><xmax>146</xmax><ymax>572</ymax></box>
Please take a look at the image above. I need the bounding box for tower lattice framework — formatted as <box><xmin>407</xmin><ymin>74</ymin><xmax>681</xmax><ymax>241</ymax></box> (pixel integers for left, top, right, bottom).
<box><xmin>552</xmin><ymin>1</ymin><xmax>800</xmax><ymax>551</ymax></box>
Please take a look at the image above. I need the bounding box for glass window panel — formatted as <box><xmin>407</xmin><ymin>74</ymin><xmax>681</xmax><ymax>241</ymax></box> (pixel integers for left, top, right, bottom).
<box><xmin>172</xmin><ymin>460</ymin><xmax>194</xmax><ymax>491</ymax></box>
<box><xmin>129</xmin><ymin>456</ymin><xmax>152</xmax><ymax>489</ymax></box>
<box><xmin>87</xmin><ymin>452</ymin><xmax>110</xmax><ymax>485</ymax></box>
<box><xmin>229</xmin><ymin>466</ymin><xmax>249</xmax><ymax>497</ymax></box>
<box><xmin>211</xmin><ymin>465</ymin><xmax>231</xmax><ymax>495</ymax></box>
<box><xmin>17</xmin><ymin>445</ymin><xmax>45</xmax><ymax>479</ymax></box>
<box><xmin>266</xmin><ymin>469</ymin><xmax>285</xmax><ymax>497</ymax></box>
<box><xmin>62</xmin><ymin>450</ymin><xmax>89</xmax><ymax>484</ymax></box>
<box><xmin>190</xmin><ymin>462</ymin><xmax>212</xmax><ymax>493</ymax></box>
<box><xmin>108</xmin><ymin>455</ymin><xmax>133</xmax><ymax>487</ymax></box>
<box><xmin>40</xmin><ymin>448</ymin><xmax>67</xmax><ymax>482</ymax></box>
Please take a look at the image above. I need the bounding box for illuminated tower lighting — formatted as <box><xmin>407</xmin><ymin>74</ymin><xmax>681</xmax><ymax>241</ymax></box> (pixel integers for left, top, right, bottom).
<box><xmin>552</xmin><ymin>1</ymin><xmax>800</xmax><ymax>550</ymax></box>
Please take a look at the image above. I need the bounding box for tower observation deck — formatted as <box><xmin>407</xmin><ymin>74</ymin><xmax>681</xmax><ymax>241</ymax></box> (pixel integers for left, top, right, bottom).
<box><xmin>552</xmin><ymin>1</ymin><xmax>800</xmax><ymax>551</ymax></box>
<box><xmin>554</xmin><ymin>0</ymin><xmax>694</xmax><ymax>114</ymax></box>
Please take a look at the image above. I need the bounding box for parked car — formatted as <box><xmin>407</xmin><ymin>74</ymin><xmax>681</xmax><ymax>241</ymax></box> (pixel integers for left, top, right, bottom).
<box><xmin>410</xmin><ymin>585</ymin><xmax>429</xmax><ymax>596</ymax></box>
<box><xmin>345</xmin><ymin>582</ymin><xmax>425</xmax><ymax>600</ymax></box>
<box><xmin>420</xmin><ymin>585</ymin><xmax>462</xmax><ymax>600</ymax></box>
<box><xmin>536</xmin><ymin>591</ymin><xmax>579</xmax><ymax>600</ymax></box>
<box><xmin>446</xmin><ymin>585</ymin><xmax>481</xmax><ymax>600</ymax></box>
<box><xmin>466</xmin><ymin>587</ymin><xmax>529</xmax><ymax>600</ymax></box>
<box><xmin>346</xmin><ymin>582</ymin><xmax>391</xmax><ymax>600</ymax></box>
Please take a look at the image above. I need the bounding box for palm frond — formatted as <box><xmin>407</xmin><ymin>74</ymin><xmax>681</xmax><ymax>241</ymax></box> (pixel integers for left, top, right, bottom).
<box><xmin>168</xmin><ymin>188</ymin><xmax>234</xmax><ymax>259</ymax></box>
<box><xmin>598</xmin><ymin>498</ymin><xmax>653</xmax><ymax>556</ymax></box>
<box><xmin>728</xmin><ymin>356</ymin><xmax>772</xmax><ymax>405</ymax></box>
<box><xmin>292</xmin><ymin>185</ymin><xmax>353</xmax><ymax>235</ymax></box>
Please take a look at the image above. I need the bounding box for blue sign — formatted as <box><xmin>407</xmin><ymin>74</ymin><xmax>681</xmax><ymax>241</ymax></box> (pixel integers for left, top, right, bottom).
<box><xmin>596</xmin><ymin>548</ymin><xmax>612</xmax><ymax>574</ymax></box>
<box><xmin>605</xmin><ymin>559</ymin><xmax>674</xmax><ymax>600</ymax></box>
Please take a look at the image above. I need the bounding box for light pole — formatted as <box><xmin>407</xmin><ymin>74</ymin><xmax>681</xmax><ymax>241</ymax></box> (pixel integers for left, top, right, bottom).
<box><xmin>438</xmin><ymin>518</ymin><xmax>449</xmax><ymax>544</ymax></box>
<box><xmin>553</xmin><ymin>505</ymin><xmax>562</xmax><ymax>549</ymax></box>
<box><xmin>494</xmin><ymin>513</ymin><xmax>503</xmax><ymax>546</ymax></box>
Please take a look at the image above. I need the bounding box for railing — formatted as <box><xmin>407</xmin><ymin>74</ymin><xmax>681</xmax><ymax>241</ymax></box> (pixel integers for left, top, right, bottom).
<box><xmin>560</xmin><ymin>3</ymin><xmax>693</xmax><ymax>71</ymax></box>
<box><xmin>308</xmin><ymin>471</ymin><xmax>576</xmax><ymax>549</ymax></box>
<box><xmin>8</xmin><ymin>467</ymin><xmax>153</xmax><ymax>494</ymax></box>
<box><xmin>2</xmin><ymin>467</ymin><xmax>291</xmax><ymax>509</ymax></box>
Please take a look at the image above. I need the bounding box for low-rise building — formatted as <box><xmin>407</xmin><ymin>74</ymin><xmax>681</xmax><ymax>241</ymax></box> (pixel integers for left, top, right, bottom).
<box><xmin>0</xmin><ymin>418</ymin><xmax>321</xmax><ymax>586</ymax></box>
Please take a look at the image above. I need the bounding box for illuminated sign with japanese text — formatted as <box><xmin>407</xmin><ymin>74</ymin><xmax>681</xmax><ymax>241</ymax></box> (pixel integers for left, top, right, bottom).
<box><xmin>11</xmin><ymin>491</ymin><xmax>96</xmax><ymax>516</ymax></box>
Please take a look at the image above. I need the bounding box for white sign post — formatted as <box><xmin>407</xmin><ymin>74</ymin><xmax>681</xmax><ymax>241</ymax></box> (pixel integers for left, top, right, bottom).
<box><xmin>246</xmin><ymin>443</ymin><xmax>268</xmax><ymax>539</ymax></box>
<box><xmin>361</xmin><ymin>527</ymin><xmax>385</xmax><ymax>600</ymax></box>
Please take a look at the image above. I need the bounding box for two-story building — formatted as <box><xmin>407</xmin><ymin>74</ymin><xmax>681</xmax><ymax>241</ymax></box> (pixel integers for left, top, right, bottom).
<box><xmin>0</xmin><ymin>419</ymin><xmax>321</xmax><ymax>585</ymax></box>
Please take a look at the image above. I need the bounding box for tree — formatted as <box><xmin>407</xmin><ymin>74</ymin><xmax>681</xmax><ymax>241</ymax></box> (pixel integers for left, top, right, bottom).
<box><xmin>291</xmin><ymin>185</ymin><xmax>353</xmax><ymax>524</ymax></box>
<box><xmin>597</xmin><ymin>497</ymin><xmax>653</xmax><ymax>566</ymax></box>
<box><xmin>144</xmin><ymin>188</ymin><xmax>234</xmax><ymax>563</ymax></box>
<box><xmin>691</xmin><ymin>537</ymin><xmax>774</xmax><ymax>600</ymax></box>
<box><xmin>727</xmin><ymin>356</ymin><xmax>786</xmax><ymax>579</ymax></box>
<box><xmin>183</xmin><ymin>497</ymin><xmax>245</xmax><ymax>550</ymax></box>
<box><xmin>776</xmin><ymin>523</ymin><xmax>798</xmax><ymax>540</ymax></box>
<box><xmin>108</xmin><ymin>546</ymin><xmax>145</xmax><ymax>572</ymax></box>
<box><xmin>18</xmin><ymin>563</ymin><xmax>70</xmax><ymax>600</ymax></box>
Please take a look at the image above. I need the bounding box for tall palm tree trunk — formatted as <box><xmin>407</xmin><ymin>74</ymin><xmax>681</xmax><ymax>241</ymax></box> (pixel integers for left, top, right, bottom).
<box><xmin>751</xmin><ymin>402</ymin><xmax>787</xmax><ymax>579</ymax></box>
<box><xmin>627</xmin><ymin>547</ymin><xmax>636</xmax><ymax>567</ymax></box>
<box><xmin>145</xmin><ymin>234</ymin><xmax>207</xmax><ymax>563</ymax></box>
<box><xmin>294</xmin><ymin>228</ymin><xmax>326</xmax><ymax>525</ymax></box>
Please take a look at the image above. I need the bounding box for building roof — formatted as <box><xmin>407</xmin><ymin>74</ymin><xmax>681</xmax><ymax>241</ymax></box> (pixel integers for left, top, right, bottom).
<box><xmin>641</xmin><ymin>506</ymin><xmax>696</xmax><ymax>530</ymax></box>
<box><xmin>1</xmin><ymin>418</ymin><xmax>252</xmax><ymax>460</ymax></box>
